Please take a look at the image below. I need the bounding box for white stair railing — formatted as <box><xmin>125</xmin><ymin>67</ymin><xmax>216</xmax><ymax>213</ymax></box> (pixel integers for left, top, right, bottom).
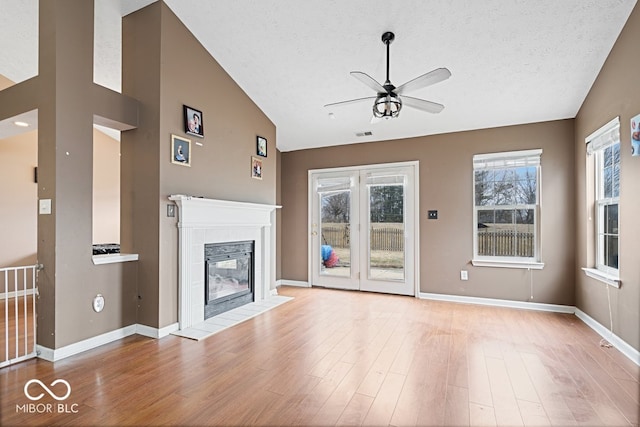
<box><xmin>0</xmin><ymin>264</ymin><xmax>39</xmax><ymax>368</ymax></box>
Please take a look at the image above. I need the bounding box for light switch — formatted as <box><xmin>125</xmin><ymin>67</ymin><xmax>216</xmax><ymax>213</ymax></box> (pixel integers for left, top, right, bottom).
<box><xmin>39</xmin><ymin>199</ymin><xmax>52</xmax><ymax>215</ymax></box>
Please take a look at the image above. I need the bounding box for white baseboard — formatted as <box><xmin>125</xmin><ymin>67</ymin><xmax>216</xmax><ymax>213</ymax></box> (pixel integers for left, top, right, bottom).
<box><xmin>0</xmin><ymin>287</ymin><xmax>38</xmax><ymax>300</ymax></box>
<box><xmin>277</xmin><ymin>279</ymin><xmax>310</xmax><ymax>288</ymax></box>
<box><xmin>36</xmin><ymin>322</ymin><xmax>180</xmax><ymax>361</ymax></box>
<box><xmin>37</xmin><ymin>325</ymin><xmax>137</xmax><ymax>362</ymax></box>
<box><xmin>136</xmin><ymin>322</ymin><xmax>179</xmax><ymax>339</ymax></box>
<box><xmin>419</xmin><ymin>292</ymin><xmax>575</xmax><ymax>314</ymax></box>
<box><xmin>575</xmin><ymin>308</ymin><xmax>640</xmax><ymax>366</ymax></box>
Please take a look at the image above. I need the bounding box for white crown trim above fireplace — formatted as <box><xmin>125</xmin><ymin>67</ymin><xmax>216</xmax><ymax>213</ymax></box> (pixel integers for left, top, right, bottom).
<box><xmin>169</xmin><ymin>195</ymin><xmax>280</xmax><ymax>330</ymax></box>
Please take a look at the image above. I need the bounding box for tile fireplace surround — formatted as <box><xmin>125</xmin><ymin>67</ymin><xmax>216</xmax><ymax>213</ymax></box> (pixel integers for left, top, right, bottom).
<box><xmin>169</xmin><ymin>195</ymin><xmax>279</xmax><ymax>330</ymax></box>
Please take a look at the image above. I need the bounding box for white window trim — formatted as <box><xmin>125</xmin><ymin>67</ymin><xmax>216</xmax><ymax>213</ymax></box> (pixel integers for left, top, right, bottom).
<box><xmin>472</xmin><ymin>149</ymin><xmax>543</xmax><ymax>269</ymax></box>
<box><xmin>595</xmin><ymin>198</ymin><xmax>620</xmax><ymax>273</ymax></box>
<box><xmin>582</xmin><ymin>267</ymin><xmax>621</xmax><ymax>288</ymax></box>
<box><xmin>584</xmin><ymin>117</ymin><xmax>620</xmax><ymax>281</ymax></box>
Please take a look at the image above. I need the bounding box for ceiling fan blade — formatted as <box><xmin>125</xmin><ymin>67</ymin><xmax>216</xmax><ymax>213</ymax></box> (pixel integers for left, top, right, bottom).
<box><xmin>395</xmin><ymin>68</ymin><xmax>451</xmax><ymax>95</ymax></box>
<box><xmin>350</xmin><ymin>71</ymin><xmax>386</xmax><ymax>93</ymax></box>
<box><xmin>401</xmin><ymin>96</ymin><xmax>445</xmax><ymax>114</ymax></box>
<box><xmin>324</xmin><ymin>96</ymin><xmax>376</xmax><ymax>109</ymax></box>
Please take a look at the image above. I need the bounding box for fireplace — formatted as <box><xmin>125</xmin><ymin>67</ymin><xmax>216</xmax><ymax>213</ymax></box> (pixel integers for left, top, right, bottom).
<box><xmin>205</xmin><ymin>241</ymin><xmax>254</xmax><ymax>318</ymax></box>
<box><xmin>169</xmin><ymin>195</ymin><xmax>279</xmax><ymax>330</ymax></box>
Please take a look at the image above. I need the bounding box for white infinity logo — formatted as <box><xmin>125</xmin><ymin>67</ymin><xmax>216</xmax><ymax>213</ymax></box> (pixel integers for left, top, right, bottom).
<box><xmin>24</xmin><ymin>379</ymin><xmax>72</xmax><ymax>401</ymax></box>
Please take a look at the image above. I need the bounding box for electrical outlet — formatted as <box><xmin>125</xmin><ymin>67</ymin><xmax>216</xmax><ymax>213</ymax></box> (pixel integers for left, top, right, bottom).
<box><xmin>427</xmin><ymin>210</ymin><xmax>438</xmax><ymax>219</ymax></box>
<box><xmin>460</xmin><ymin>270</ymin><xmax>468</xmax><ymax>281</ymax></box>
<box><xmin>92</xmin><ymin>294</ymin><xmax>105</xmax><ymax>312</ymax></box>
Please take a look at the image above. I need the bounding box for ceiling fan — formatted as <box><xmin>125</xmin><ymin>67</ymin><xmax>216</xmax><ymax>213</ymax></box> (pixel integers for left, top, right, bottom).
<box><xmin>325</xmin><ymin>31</ymin><xmax>451</xmax><ymax>122</ymax></box>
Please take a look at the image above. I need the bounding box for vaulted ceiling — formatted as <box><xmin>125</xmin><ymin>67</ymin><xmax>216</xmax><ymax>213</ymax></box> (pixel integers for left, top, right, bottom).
<box><xmin>0</xmin><ymin>0</ymin><xmax>636</xmax><ymax>151</ymax></box>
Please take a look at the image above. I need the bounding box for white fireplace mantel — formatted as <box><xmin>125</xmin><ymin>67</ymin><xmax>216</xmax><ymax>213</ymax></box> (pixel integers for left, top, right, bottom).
<box><xmin>169</xmin><ymin>195</ymin><xmax>280</xmax><ymax>330</ymax></box>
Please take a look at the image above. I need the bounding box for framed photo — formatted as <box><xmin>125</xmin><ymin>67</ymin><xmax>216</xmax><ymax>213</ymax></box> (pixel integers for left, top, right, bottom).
<box><xmin>256</xmin><ymin>136</ymin><xmax>267</xmax><ymax>157</ymax></box>
<box><xmin>184</xmin><ymin>105</ymin><xmax>204</xmax><ymax>137</ymax></box>
<box><xmin>251</xmin><ymin>156</ymin><xmax>263</xmax><ymax>180</ymax></box>
<box><xmin>171</xmin><ymin>134</ymin><xmax>191</xmax><ymax>167</ymax></box>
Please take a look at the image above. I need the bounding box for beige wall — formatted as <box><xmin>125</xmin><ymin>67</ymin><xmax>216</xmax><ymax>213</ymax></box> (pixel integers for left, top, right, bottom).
<box><xmin>123</xmin><ymin>2</ymin><xmax>277</xmax><ymax>328</ymax></box>
<box><xmin>93</xmin><ymin>129</ymin><xmax>121</xmax><ymax>244</ymax></box>
<box><xmin>281</xmin><ymin>119</ymin><xmax>576</xmax><ymax>305</ymax></box>
<box><xmin>574</xmin><ymin>5</ymin><xmax>640</xmax><ymax>351</ymax></box>
<box><xmin>0</xmin><ymin>130</ymin><xmax>38</xmax><ymax>267</ymax></box>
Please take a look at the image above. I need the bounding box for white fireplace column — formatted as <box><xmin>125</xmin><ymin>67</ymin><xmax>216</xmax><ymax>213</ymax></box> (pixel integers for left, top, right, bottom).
<box><xmin>169</xmin><ymin>195</ymin><xmax>280</xmax><ymax>330</ymax></box>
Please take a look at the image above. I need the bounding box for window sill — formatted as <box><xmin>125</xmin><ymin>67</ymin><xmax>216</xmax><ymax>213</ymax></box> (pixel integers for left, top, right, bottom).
<box><xmin>92</xmin><ymin>253</ymin><xmax>139</xmax><ymax>265</ymax></box>
<box><xmin>471</xmin><ymin>259</ymin><xmax>545</xmax><ymax>270</ymax></box>
<box><xmin>582</xmin><ymin>268</ymin><xmax>620</xmax><ymax>288</ymax></box>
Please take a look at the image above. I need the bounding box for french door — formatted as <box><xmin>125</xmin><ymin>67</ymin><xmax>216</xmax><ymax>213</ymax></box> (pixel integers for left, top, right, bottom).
<box><xmin>309</xmin><ymin>162</ymin><xmax>417</xmax><ymax>296</ymax></box>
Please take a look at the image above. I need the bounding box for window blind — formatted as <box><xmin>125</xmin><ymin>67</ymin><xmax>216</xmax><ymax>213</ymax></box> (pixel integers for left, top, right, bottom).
<box><xmin>586</xmin><ymin>116</ymin><xmax>620</xmax><ymax>154</ymax></box>
<box><xmin>473</xmin><ymin>149</ymin><xmax>542</xmax><ymax>169</ymax></box>
<box><xmin>316</xmin><ymin>176</ymin><xmax>351</xmax><ymax>193</ymax></box>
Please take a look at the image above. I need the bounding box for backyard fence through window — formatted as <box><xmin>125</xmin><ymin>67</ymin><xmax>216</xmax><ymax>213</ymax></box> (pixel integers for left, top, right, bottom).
<box><xmin>322</xmin><ymin>225</ymin><xmax>404</xmax><ymax>251</ymax></box>
<box><xmin>477</xmin><ymin>229</ymin><xmax>534</xmax><ymax>258</ymax></box>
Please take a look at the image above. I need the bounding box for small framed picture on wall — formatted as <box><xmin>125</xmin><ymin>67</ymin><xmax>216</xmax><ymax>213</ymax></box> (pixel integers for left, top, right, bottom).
<box><xmin>251</xmin><ymin>156</ymin><xmax>263</xmax><ymax>180</ymax></box>
<box><xmin>171</xmin><ymin>134</ymin><xmax>191</xmax><ymax>167</ymax></box>
<box><xmin>184</xmin><ymin>105</ymin><xmax>204</xmax><ymax>137</ymax></box>
<box><xmin>256</xmin><ymin>136</ymin><xmax>267</xmax><ymax>157</ymax></box>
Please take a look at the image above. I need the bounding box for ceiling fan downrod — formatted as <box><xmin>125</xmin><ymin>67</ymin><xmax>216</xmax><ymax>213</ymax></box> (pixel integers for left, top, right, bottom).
<box><xmin>382</xmin><ymin>31</ymin><xmax>394</xmax><ymax>88</ymax></box>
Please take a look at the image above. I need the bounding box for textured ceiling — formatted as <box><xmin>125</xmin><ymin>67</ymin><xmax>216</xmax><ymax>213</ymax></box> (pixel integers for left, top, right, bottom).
<box><xmin>0</xmin><ymin>0</ymin><xmax>636</xmax><ymax>151</ymax></box>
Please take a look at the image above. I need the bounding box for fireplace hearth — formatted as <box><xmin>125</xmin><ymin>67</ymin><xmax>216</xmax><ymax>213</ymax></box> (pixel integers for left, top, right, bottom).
<box><xmin>205</xmin><ymin>241</ymin><xmax>254</xmax><ymax>318</ymax></box>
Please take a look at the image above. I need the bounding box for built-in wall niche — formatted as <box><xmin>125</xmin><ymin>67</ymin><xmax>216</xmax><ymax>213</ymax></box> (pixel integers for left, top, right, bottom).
<box><xmin>92</xmin><ymin>125</ymin><xmax>120</xmax><ymax>248</ymax></box>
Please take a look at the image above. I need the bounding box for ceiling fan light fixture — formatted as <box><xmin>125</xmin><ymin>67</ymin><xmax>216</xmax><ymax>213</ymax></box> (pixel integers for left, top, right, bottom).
<box><xmin>373</xmin><ymin>93</ymin><xmax>402</xmax><ymax>119</ymax></box>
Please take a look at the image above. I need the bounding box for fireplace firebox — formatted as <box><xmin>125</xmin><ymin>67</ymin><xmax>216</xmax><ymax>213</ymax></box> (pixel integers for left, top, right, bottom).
<box><xmin>204</xmin><ymin>241</ymin><xmax>254</xmax><ymax>319</ymax></box>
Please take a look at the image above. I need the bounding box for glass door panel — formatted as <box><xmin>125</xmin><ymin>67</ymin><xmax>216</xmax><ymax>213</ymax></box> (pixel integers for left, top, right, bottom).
<box><xmin>311</xmin><ymin>173</ymin><xmax>359</xmax><ymax>290</ymax></box>
<box><xmin>367</xmin><ymin>176</ymin><xmax>405</xmax><ymax>281</ymax></box>
<box><xmin>359</xmin><ymin>167</ymin><xmax>414</xmax><ymax>296</ymax></box>
<box><xmin>320</xmin><ymin>187</ymin><xmax>351</xmax><ymax>277</ymax></box>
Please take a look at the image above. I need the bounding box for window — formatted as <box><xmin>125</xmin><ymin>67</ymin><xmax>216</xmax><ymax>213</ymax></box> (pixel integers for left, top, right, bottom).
<box><xmin>587</xmin><ymin>118</ymin><xmax>620</xmax><ymax>278</ymax></box>
<box><xmin>472</xmin><ymin>149</ymin><xmax>543</xmax><ymax>268</ymax></box>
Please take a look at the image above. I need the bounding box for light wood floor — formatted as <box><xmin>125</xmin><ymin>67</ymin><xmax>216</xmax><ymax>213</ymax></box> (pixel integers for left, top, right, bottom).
<box><xmin>1</xmin><ymin>286</ymin><xmax>638</xmax><ymax>426</ymax></box>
